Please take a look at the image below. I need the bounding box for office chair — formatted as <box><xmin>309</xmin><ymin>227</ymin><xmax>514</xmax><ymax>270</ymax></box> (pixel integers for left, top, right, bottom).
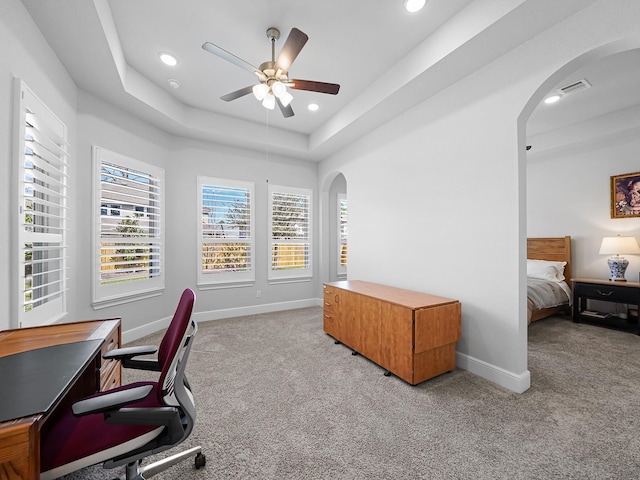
<box><xmin>40</xmin><ymin>288</ymin><xmax>206</xmax><ymax>480</ymax></box>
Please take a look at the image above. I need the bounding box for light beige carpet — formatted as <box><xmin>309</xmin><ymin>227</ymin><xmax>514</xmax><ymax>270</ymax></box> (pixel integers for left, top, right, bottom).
<box><xmin>59</xmin><ymin>308</ymin><xmax>640</xmax><ymax>480</ymax></box>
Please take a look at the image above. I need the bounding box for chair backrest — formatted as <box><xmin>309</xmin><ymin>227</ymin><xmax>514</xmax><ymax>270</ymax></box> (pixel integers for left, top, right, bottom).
<box><xmin>105</xmin><ymin>288</ymin><xmax>198</xmax><ymax>468</ymax></box>
<box><xmin>157</xmin><ymin>288</ymin><xmax>195</xmax><ymax>406</ymax></box>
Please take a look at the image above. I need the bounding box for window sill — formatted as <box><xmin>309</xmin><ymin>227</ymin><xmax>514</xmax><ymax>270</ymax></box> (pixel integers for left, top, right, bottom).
<box><xmin>197</xmin><ymin>281</ymin><xmax>254</xmax><ymax>291</ymax></box>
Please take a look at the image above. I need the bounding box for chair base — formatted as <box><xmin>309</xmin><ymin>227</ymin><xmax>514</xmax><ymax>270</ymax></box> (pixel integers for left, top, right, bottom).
<box><xmin>117</xmin><ymin>446</ymin><xmax>205</xmax><ymax>480</ymax></box>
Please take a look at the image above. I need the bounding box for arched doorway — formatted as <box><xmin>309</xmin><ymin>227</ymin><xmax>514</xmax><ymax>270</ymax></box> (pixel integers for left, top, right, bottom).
<box><xmin>519</xmin><ymin>41</ymin><xmax>640</xmax><ymax>361</ymax></box>
<box><xmin>320</xmin><ymin>172</ymin><xmax>347</xmax><ymax>284</ymax></box>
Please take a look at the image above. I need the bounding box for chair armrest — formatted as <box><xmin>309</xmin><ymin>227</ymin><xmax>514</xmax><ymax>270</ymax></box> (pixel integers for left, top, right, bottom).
<box><xmin>72</xmin><ymin>385</ymin><xmax>154</xmax><ymax>417</ymax></box>
<box><xmin>105</xmin><ymin>407</ymin><xmax>185</xmax><ymax>444</ymax></box>
<box><xmin>103</xmin><ymin>345</ymin><xmax>157</xmax><ymax>360</ymax></box>
<box><xmin>103</xmin><ymin>345</ymin><xmax>161</xmax><ymax>372</ymax></box>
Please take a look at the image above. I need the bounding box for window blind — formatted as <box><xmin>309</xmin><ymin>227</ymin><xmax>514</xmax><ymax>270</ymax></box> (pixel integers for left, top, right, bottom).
<box><xmin>93</xmin><ymin>147</ymin><xmax>164</xmax><ymax>307</ymax></box>
<box><xmin>269</xmin><ymin>185</ymin><xmax>312</xmax><ymax>280</ymax></box>
<box><xmin>99</xmin><ymin>161</ymin><xmax>161</xmax><ymax>283</ymax></box>
<box><xmin>338</xmin><ymin>194</ymin><xmax>348</xmax><ymax>274</ymax></box>
<box><xmin>16</xmin><ymin>80</ymin><xmax>69</xmax><ymax>327</ymax></box>
<box><xmin>198</xmin><ymin>177</ymin><xmax>255</xmax><ymax>286</ymax></box>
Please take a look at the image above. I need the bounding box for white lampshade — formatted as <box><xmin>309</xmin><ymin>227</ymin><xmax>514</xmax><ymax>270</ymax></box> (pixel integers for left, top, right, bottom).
<box><xmin>599</xmin><ymin>236</ymin><xmax>640</xmax><ymax>255</ymax></box>
<box><xmin>271</xmin><ymin>81</ymin><xmax>287</xmax><ymax>98</ymax></box>
<box><xmin>262</xmin><ymin>93</ymin><xmax>276</xmax><ymax>110</ymax></box>
<box><xmin>279</xmin><ymin>91</ymin><xmax>293</xmax><ymax>107</ymax></box>
<box><xmin>252</xmin><ymin>84</ymin><xmax>269</xmax><ymax>101</ymax></box>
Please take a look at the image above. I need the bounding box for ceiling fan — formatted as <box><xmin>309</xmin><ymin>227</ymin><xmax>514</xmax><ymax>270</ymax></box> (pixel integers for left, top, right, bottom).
<box><xmin>202</xmin><ymin>27</ymin><xmax>340</xmax><ymax>118</ymax></box>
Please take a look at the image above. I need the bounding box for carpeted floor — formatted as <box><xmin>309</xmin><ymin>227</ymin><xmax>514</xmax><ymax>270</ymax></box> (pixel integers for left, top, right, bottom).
<box><xmin>59</xmin><ymin>308</ymin><xmax>640</xmax><ymax>479</ymax></box>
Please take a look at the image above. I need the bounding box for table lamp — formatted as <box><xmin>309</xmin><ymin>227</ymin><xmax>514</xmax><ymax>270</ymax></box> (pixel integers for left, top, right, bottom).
<box><xmin>599</xmin><ymin>235</ymin><xmax>640</xmax><ymax>281</ymax></box>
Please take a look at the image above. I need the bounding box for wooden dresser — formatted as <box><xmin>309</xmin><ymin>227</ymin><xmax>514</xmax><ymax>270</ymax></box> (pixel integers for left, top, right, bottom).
<box><xmin>323</xmin><ymin>281</ymin><xmax>461</xmax><ymax>385</ymax></box>
<box><xmin>0</xmin><ymin>318</ymin><xmax>121</xmax><ymax>480</ymax></box>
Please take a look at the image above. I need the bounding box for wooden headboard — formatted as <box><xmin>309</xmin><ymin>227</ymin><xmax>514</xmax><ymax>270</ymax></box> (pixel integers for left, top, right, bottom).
<box><xmin>527</xmin><ymin>236</ymin><xmax>572</xmax><ymax>285</ymax></box>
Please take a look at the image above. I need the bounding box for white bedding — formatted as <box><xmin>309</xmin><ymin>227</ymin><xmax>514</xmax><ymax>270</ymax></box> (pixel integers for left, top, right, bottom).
<box><xmin>527</xmin><ymin>277</ymin><xmax>572</xmax><ymax>324</ymax></box>
<box><xmin>527</xmin><ymin>277</ymin><xmax>572</xmax><ymax>309</ymax></box>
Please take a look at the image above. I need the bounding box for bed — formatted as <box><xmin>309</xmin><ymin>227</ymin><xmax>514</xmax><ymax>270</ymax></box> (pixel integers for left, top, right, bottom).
<box><xmin>527</xmin><ymin>236</ymin><xmax>573</xmax><ymax>324</ymax></box>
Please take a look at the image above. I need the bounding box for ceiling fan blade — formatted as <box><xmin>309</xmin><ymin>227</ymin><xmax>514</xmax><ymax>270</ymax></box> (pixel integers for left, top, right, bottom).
<box><xmin>276</xmin><ymin>97</ymin><xmax>294</xmax><ymax>118</ymax></box>
<box><xmin>221</xmin><ymin>85</ymin><xmax>255</xmax><ymax>102</ymax></box>
<box><xmin>289</xmin><ymin>79</ymin><xmax>340</xmax><ymax>95</ymax></box>
<box><xmin>275</xmin><ymin>28</ymin><xmax>308</xmax><ymax>74</ymax></box>
<box><xmin>202</xmin><ymin>42</ymin><xmax>261</xmax><ymax>76</ymax></box>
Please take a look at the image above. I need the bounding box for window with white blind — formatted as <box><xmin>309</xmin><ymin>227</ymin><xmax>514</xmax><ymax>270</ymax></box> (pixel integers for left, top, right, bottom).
<box><xmin>14</xmin><ymin>80</ymin><xmax>69</xmax><ymax>327</ymax></box>
<box><xmin>338</xmin><ymin>194</ymin><xmax>348</xmax><ymax>277</ymax></box>
<box><xmin>268</xmin><ymin>184</ymin><xmax>312</xmax><ymax>281</ymax></box>
<box><xmin>197</xmin><ymin>177</ymin><xmax>255</xmax><ymax>286</ymax></box>
<box><xmin>93</xmin><ymin>147</ymin><xmax>164</xmax><ymax>307</ymax></box>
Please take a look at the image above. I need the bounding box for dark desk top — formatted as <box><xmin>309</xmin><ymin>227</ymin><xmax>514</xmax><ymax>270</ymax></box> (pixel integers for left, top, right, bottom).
<box><xmin>0</xmin><ymin>339</ymin><xmax>103</xmax><ymax>423</ymax></box>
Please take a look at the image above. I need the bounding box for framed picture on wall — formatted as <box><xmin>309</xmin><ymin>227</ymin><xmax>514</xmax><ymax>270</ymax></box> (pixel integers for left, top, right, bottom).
<box><xmin>611</xmin><ymin>171</ymin><xmax>640</xmax><ymax>219</ymax></box>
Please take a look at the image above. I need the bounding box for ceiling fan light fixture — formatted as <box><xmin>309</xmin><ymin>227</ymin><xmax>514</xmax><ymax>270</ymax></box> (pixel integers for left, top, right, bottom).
<box><xmin>253</xmin><ymin>84</ymin><xmax>269</xmax><ymax>101</ymax></box>
<box><xmin>203</xmin><ymin>27</ymin><xmax>340</xmax><ymax>118</ymax></box>
<box><xmin>271</xmin><ymin>81</ymin><xmax>287</xmax><ymax>98</ymax></box>
<box><xmin>262</xmin><ymin>93</ymin><xmax>276</xmax><ymax>110</ymax></box>
<box><xmin>279</xmin><ymin>91</ymin><xmax>294</xmax><ymax>107</ymax></box>
<box><xmin>404</xmin><ymin>0</ymin><xmax>426</xmax><ymax>13</ymax></box>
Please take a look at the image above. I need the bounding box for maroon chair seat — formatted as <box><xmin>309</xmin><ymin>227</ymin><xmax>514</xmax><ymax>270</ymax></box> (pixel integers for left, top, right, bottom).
<box><xmin>41</xmin><ymin>382</ymin><xmax>161</xmax><ymax>472</ymax></box>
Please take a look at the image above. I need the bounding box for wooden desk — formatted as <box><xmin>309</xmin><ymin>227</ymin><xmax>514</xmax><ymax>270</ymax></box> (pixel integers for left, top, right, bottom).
<box><xmin>0</xmin><ymin>319</ymin><xmax>121</xmax><ymax>480</ymax></box>
<box><xmin>323</xmin><ymin>281</ymin><xmax>461</xmax><ymax>385</ymax></box>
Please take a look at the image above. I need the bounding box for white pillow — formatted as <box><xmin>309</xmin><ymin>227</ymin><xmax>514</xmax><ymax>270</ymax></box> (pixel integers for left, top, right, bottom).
<box><xmin>527</xmin><ymin>259</ymin><xmax>566</xmax><ymax>282</ymax></box>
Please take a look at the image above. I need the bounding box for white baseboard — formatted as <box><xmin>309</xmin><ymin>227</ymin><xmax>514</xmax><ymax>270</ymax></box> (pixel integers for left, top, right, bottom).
<box><xmin>122</xmin><ymin>297</ymin><xmax>323</xmax><ymax>344</ymax></box>
<box><xmin>122</xmin><ymin>316</ymin><xmax>172</xmax><ymax>344</ymax></box>
<box><xmin>456</xmin><ymin>351</ymin><xmax>531</xmax><ymax>394</ymax></box>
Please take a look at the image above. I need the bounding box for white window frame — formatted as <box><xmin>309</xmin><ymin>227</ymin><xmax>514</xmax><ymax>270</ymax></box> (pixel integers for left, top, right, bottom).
<box><xmin>268</xmin><ymin>184</ymin><xmax>313</xmax><ymax>282</ymax></box>
<box><xmin>13</xmin><ymin>79</ymin><xmax>69</xmax><ymax>328</ymax></box>
<box><xmin>92</xmin><ymin>146</ymin><xmax>165</xmax><ymax>308</ymax></box>
<box><xmin>197</xmin><ymin>176</ymin><xmax>255</xmax><ymax>287</ymax></box>
<box><xmin>337</xmin><ymin>193</ymin><xmax>347</xmax><ymax>278</ymax></box>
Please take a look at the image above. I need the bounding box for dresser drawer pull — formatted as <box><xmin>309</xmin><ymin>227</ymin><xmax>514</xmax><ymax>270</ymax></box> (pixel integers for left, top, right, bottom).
<box><xmin>325</xmin><ymin>302</ymin><xmax>331</xmax><ymax>306</ymax></box>
<box><xmin>324</xmin><ymin>314</ymin><xmax>332</xmax><ymax>319</ymax></box>
<box><xmin>596</xmin><ymin>290</ymin><xmax>613</xmax><ymax>297</ymax></box>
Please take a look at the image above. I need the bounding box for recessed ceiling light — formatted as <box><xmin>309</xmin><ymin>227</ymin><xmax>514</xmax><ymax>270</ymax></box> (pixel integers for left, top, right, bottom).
<box><xmin>159</xmin><ymin>52</ymin><xmax>178</xmax><ymax>66</ymax></box>
<box><xmin>168</xmin><ymin>79</ymin><xmax>181</xmax><ymax>89</ymax></box>
<box><xmin>404</xmin><ymin>0</ymin><xmax>426</xmax><ymax>13</ymax></box>
<box><xmin>308</xmin><ymin>103</ymin><xmax>319</xmax><ymax>112</ymax></box>
<box><xmin>544</xmin><ymin>94</ymin><xmax>562</xmax><ymax>104</ymax></box>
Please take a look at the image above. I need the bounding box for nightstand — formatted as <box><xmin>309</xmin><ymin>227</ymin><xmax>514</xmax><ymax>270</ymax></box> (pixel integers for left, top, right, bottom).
<box><xmin>572</xmin><ymin>278</ymin><xmax>640</xmax><ymax>334</ymax></box>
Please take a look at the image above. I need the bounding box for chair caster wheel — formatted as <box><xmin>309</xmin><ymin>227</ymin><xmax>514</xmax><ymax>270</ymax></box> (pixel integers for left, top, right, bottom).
<box><xmin>195</xmin><ymin>452</ymin><xmax>207</xmax><ymax>469</ymax></box>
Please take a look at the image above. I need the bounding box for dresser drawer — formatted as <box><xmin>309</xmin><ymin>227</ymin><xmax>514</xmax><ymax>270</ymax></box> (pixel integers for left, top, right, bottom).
<box><xmin>99</xmin><ymin>321</ymin><xmax>121</xmax><ymax>391</ymax></box>
<box><xmin>577</xmin><ymin>283</ymin><xmax>638</xmax><ymax>303</ymax></box>
<box><xmin>324</xmin><ymin>286</ymin><xmax>337</xmax><ymax>312</ymax></box>
<box><xmin>100</xmin><ymin>361</ymin><xmax>121</xmax><ymax>391</ymax></box>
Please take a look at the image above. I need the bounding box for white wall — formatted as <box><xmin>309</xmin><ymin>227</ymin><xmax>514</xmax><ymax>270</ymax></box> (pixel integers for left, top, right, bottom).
<box><xmin>0</xmin><ymin>0</ymin><xmax>77</xmax><ymax>331</ymax></box>
<box><xmin>527</xmin><ymin>107</ymin><xmax>640</xmax><ymax>281</ymax></box>
<box><xmin>74</xmin><ymin>92</ymin><xmax>320</xmax><ymax>340</ymax></box>
<box><xmin>318</xmin><ymin>0</ymin><xmax>640</xmax><ymax>392</ymax></box>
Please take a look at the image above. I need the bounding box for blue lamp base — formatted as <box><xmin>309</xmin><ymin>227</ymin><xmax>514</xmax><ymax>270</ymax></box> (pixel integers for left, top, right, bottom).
<box><xmin>607</xmin><ymin>255</ymin><xmax>629</xmax><ymax>281</ymax></box>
